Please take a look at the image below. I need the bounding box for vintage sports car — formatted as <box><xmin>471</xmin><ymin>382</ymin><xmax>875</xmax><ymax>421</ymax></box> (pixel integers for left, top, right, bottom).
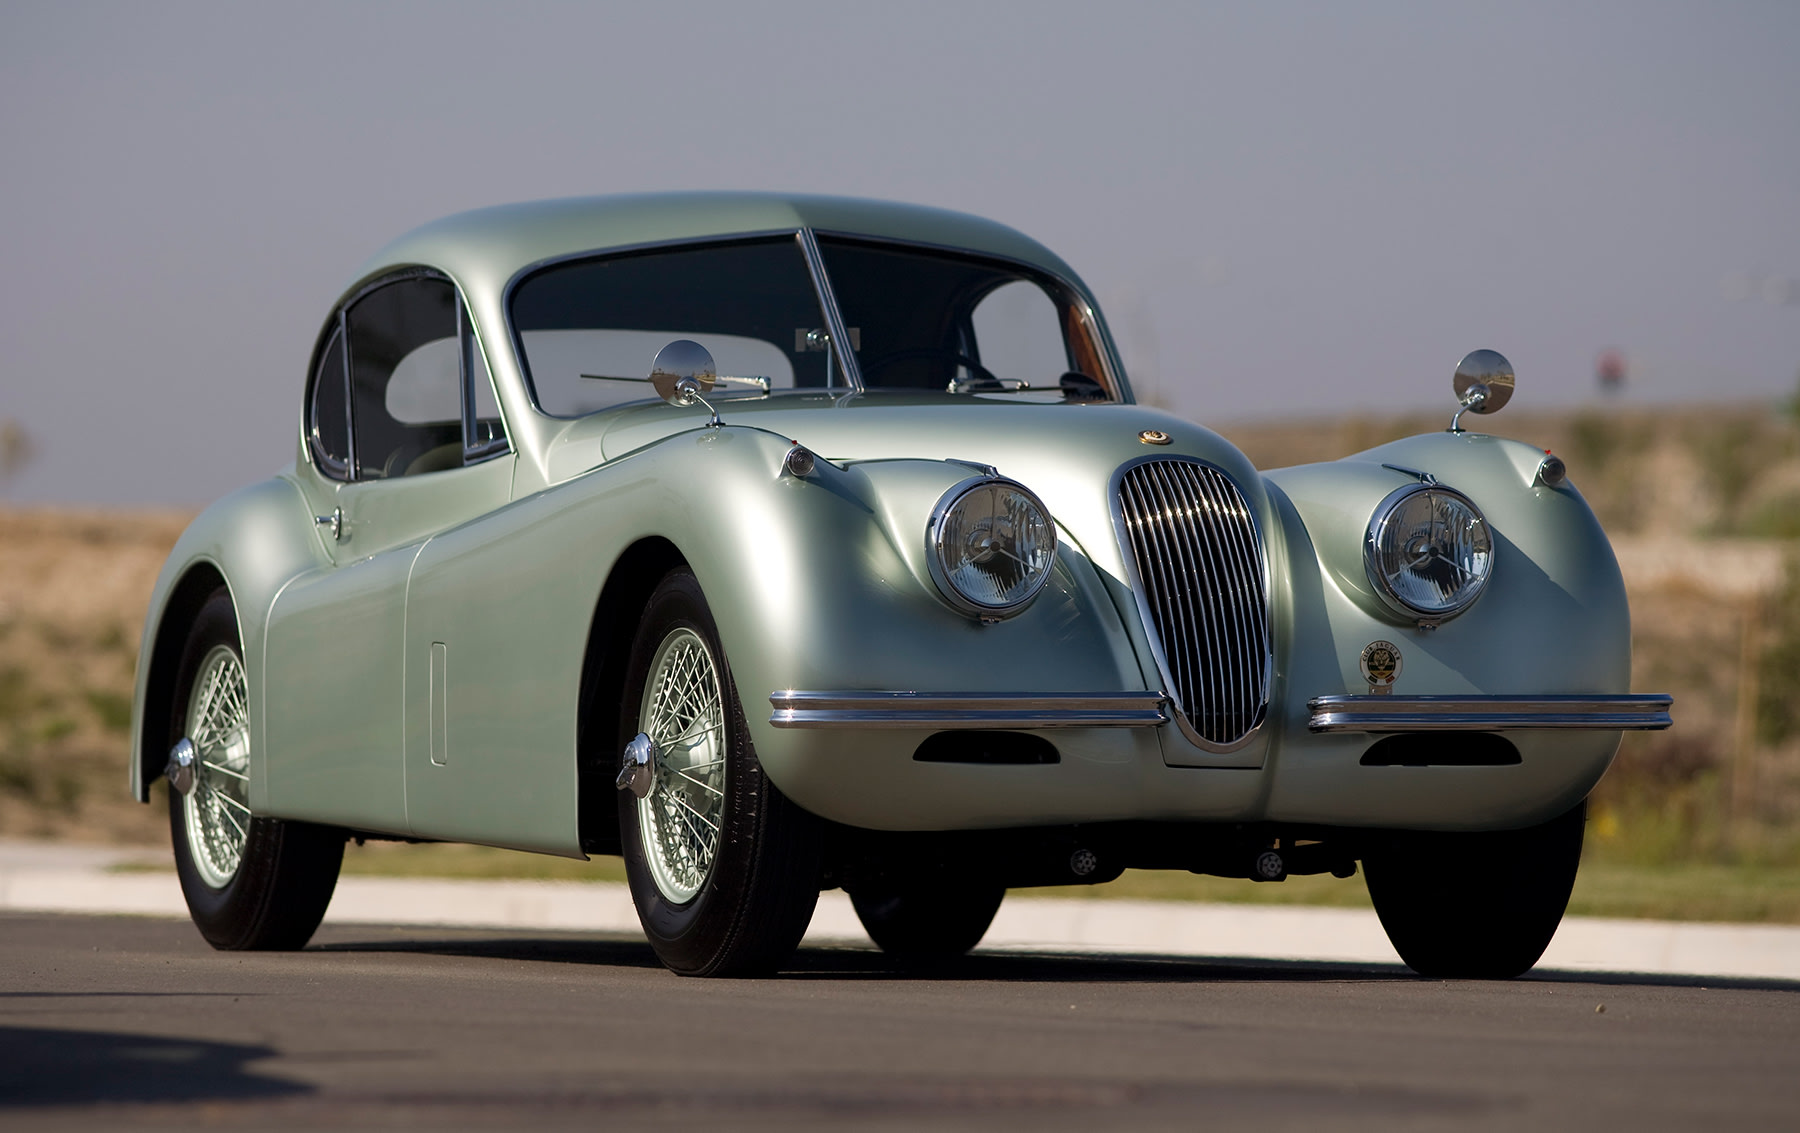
<box><xmin>131</xmin><ymin>193</ymin><xmax>1671</xmax><ymax>978</ymax></box>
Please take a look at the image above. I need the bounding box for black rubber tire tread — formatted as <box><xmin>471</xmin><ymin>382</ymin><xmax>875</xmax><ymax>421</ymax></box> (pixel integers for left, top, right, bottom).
<box><xmin>168</xmin><ymin>590</ymin><xmax>345</xmax><ymax>951</ymax></box>
<box><xmin>1363</xmin><ymin>801</ymin><xmax>1587</xmax><ymax>980</ymax></box>
<box><xmin>618</xmin><ymin>569</ymin><xmax>822</xmax><ymax>977</ymax></box>
<box><xmin>850</xmin><ymin>880</ymin><xmax>1005</xmax><ymax>960</ymax></box>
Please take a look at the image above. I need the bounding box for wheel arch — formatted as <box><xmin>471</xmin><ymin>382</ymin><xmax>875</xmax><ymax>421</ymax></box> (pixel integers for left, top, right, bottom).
<box><xmin>134</xmin><ymin>561</ymin><xmax>231</xmax><ymax>802</ymax></box>
<box><xmin>575</xmin><ymin>535</ymin><xmax>689</xmax><ymax>854</ymax></box>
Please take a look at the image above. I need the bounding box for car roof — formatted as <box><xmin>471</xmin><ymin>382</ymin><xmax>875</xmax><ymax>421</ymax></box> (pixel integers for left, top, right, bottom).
<box><xmin>349</xmin><ymin>192</ymin><xmax>1091</xmax><ymax>303</ymax></box>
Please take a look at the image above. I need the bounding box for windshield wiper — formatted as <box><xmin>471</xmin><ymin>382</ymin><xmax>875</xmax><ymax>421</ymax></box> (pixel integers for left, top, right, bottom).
<box><xmin>946</xmin><ymin>372</ymin><xmax>1109</xmax><ymax>400</ymax></box>
<box><xmin>580</xmin><ymin>373</ymin><xmax>771</xmax><ymax>393</ymax></box>
<box><xmin>946</xmin><ymin>377</ymin><xmax>1032</xmax><ymax>394</ymax></box>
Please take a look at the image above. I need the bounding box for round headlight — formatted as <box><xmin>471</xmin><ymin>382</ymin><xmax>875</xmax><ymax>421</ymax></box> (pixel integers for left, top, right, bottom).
<box><xmin>1365</xmin><ymin>484</ymin><xmax>1494</xmax><ymax>621</ymax></box>
<box><xmin>928</xmin><ymin>477</ymin><xmax>1057</xmax><ymax>618</ymax></box>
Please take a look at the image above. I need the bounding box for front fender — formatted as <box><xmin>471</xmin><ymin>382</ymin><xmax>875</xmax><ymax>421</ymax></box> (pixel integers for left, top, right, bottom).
<box><xmin>390</xmin><ymin>424</ymin><xmax>1154</xmax><ymax>841</ymax></box>
<box><xmin>129</xmin><ymin>475</ymin><xmax>329</xmax><ymax>803</ymax></box>
<box><xmin>1260</xmin><ymin>430</ymin><xmax>1632</xmax><ymax>829</ymax></box>
<box><xmin>595</xmin><ymin>430</ymin><xmax>1154</xmax><ymax>825</ymax></box>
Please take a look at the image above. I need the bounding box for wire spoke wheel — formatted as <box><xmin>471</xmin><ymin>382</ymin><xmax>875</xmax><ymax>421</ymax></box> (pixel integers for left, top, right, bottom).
<box><xmin>181</xmin><ymin>644</ymin><xmax>251</xmax><ymax>888</ymax></box>
<box><xmin>636</xmin><ymin>627</ymin><xmax>726</xmax><ymax>903</ymax></box>
<box><xmin>618</xmin><ymin>568</ymin><xmax>821</xmax><ymax>976</ymax></box>
<box><xmin>165</xmin><ymin>589</ymin><xmax>343</xmax><ymax>951</ymax></box>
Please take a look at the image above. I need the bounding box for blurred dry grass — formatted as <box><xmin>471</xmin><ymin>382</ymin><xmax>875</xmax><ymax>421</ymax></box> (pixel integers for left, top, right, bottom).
<box><xmin>0</xmin><ymin>509</ymin><xmax>188</xmax><ymax>845</ymax></box>
<box><xmin>5</xmin><ymin>402</ymin><xmax>1800</xmax><ymax>919</ymax></box>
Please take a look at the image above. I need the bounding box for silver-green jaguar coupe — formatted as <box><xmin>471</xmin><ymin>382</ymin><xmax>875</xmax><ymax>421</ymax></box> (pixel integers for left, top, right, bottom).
<box><xmin>130</xmin><ymin>193</ymin><xmax>1671</xmax><ymax>978</ymax></box>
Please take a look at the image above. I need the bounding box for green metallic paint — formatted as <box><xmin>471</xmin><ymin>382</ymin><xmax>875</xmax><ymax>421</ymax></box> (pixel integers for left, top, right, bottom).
<box><xmin>130</xmin><ymin>474</ymin><xmax>331</xmax><ymax>806</ymax></box>
<box><xmin>132</xmin><ymin>194</ymin><xmax>1642</xmax><ymax>851</ymax></box>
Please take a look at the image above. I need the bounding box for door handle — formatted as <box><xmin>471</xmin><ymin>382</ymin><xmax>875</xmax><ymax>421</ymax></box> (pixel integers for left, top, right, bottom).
<box><xmin>315</xmin><ymin>507</ymin><xmax>345</xmax><ymax>542</ymax></box>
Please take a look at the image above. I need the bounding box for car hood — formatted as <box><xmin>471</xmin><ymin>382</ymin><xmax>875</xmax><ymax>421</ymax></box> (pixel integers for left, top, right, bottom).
<box><xmin>543</xmin><ymin>393</ymin><xmax>1271</xmax><ymax>581</ymax></box>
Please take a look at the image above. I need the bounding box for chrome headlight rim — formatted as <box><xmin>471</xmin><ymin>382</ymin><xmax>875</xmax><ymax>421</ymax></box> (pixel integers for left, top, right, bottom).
<box><xmin>927</xmin><ymin>475</ymin><xmax>1058</xmax><ymax>620</ymax></box>
<box><xmin>1363</xmin><ymin>482</ymin><xmax>1494</xmax><ymax>624</ymax></box>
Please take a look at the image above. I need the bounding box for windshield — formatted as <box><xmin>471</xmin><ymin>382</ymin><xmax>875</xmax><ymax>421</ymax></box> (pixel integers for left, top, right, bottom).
<box><xmin>510</xmin><ymin>237</ymin><xmax>842</xmax><ymax>418</ymax></box>
<box><xmin>817</xmin><ymin>236</ymin><xmax>1115</xmax><ymax>401</ymax></box>
<box><xmin>509</xmin><ymin>233</ymin><xmax>1118</xmax><ymax>418</ymax></box>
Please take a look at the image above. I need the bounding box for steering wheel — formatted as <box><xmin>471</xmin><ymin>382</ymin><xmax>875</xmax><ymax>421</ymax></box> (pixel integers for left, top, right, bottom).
<box><xmin>860</xmin><ymin>348</ymin><xmax>1001</xmax><ymax>390</ymax></box>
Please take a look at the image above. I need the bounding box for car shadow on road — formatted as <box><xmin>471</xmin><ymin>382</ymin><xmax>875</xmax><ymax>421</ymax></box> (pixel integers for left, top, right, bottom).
<box><xmin>310</xmin><ymin>927</ymin><xmax>1409</xmax><ymax>983</ymax></box>
<box><xmin>308</xmin><ymin>929</ymin><xmax>1800</xmax><ymax>992</ymax></box>
<box><xmin>0</xmin><ymin>1025</ymin><xmax>309</xmax><ymax>1109</ymax></box>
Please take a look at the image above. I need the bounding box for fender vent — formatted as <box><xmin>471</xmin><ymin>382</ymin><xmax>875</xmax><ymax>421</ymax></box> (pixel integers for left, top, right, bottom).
<box><xmin>1115</xmin><ymin>459</ymin><xmax>1272</xmax><ymax>748</ymax></box>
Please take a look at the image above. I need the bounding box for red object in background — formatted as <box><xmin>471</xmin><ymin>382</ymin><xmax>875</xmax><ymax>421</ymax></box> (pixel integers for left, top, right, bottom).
<box><xmin>1596</xmin><ymin>349</ymin><xmax>1627</xmax><ymax>393</ymax></box>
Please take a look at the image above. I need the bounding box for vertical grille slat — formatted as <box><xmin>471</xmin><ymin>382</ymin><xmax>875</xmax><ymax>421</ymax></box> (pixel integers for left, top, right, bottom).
<box><xmin>1139</xmin><ymin>471</ymin><xmax>1203</xmax><ymax>713</ymax></box>
<box><xmin>1128</xmin><ymin>476</ymin><xmax>1192</xmax><ymax>706</ymax></box>
<box><xmin>1167</xmin><ymin>465</ymin><xmax>1226</xmax><ymax>729</ymax></box>
<box><xmin>1116</xmin><ymin>459</ymin><xmax>1271</xmax><ymax>748</ymax></box>
<box><xmin>1187</xmin><ymin>464</ymin><xmax>1241</xmax><ymax>727</ymax></box>
<box><xmin>1194</xmin><ymin>465</ymin><xmax>1256</xmax><ymax>721</ymax></box>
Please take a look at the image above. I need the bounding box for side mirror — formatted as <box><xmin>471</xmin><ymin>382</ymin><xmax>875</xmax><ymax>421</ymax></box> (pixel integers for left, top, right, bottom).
<box><xmin>650</xmin><ymin>339</ymin><xmax>718</xmax><ymax>407</ymax></box>
<box><xmin>1450</xmin><ymin>349</ymin><xmax>1515</xmax><ymax>432</ymax></box>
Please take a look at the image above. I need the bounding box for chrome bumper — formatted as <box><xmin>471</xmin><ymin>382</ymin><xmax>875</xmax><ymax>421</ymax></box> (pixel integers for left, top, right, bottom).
<box><xmin>769</xmin><ymin>691</ymin><xmax>1168</xmax><ymax>730</ymax></box>
<box><xmin>1307</xmin><ymin>694</ymin><xmax>1674</xmax><ymax>733</ymax></box>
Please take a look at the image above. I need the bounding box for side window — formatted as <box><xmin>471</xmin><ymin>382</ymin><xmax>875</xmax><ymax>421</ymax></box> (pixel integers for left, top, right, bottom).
<box><xmin>345</xmin><ymin>276</ymin><xmax>462</xmax><ymax>479</ymax></box>
<box><xmin>307</xmin><ymin>321</ymin><xmax>352</xmax><ymax>479</ymax></box>
<box><xmin>970</xmin><ymin>280</ymin><xmax>1068</xmax><ymax>387</ymax></box>
<box><xmin>461</xmin><ymin>309</ymin><xmax>508</xmax><ymax>458</ymax></box>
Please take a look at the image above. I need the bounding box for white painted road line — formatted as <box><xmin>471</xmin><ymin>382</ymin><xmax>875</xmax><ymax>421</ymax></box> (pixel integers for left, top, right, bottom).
<box><xmin>3</xmin><ymin>841</ymin><xmax>1796</xmax><ymax>983</ymax></box>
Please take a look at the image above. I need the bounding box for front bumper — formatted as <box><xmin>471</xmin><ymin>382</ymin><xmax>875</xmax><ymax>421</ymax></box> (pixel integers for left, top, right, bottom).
<box><xmin>757</xmin><ymin>690</ymin><xmax>1669</xmax><ymax>833</ymax></box>
<box><xmin>769</xmin><ymin>691</ymin><xmax>1168</xmax><ymax>729</ymax></box>
<box><xmin>1307</xmin><ymin>694</ymin><xmax>1674</xmax><ymax>733</ymax></box>
<box><xmin>770</xmin><ymin>690</ymin><xmax>1673</xmax><ymax>734</ymax></box>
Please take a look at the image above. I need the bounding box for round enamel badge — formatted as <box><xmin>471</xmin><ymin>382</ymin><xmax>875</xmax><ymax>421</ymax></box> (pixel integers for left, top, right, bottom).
<box><xmin>1359</xmin><ymin>640</ymin><xmax>1402</xmax><ymax>691</ymax></box>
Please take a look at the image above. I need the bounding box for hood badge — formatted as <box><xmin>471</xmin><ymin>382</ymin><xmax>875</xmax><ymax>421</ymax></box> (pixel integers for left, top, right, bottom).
<box><xmin>1359</xmin><ymin>641</ymin><xmax>1402</xmax><ymax>694</ymax></box>
<box><xmin>1138</xmin><ymin>429</ymin><xmax>1172</xmax><ymax>446</ymax></box>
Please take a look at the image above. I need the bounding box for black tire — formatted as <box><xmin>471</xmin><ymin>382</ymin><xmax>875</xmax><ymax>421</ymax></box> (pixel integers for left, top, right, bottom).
<box><xmin>167</xmin><ymin>590</ymin><xmax>344</xmax><ymax>951</ymax></box>
<box><xmin>850</xmin><ymin>879</ymin><xmax>1005</xmax><ymax>961</ymax></box>
<box><xmin>617</xmin><ymin>569</ymin><xmax>822</xmax><ymax>977</ymax></box>
<box><xmin>1363</xmin><ymin>801</ymin><xmax>1587</xmax><ymax>979</ymax></box>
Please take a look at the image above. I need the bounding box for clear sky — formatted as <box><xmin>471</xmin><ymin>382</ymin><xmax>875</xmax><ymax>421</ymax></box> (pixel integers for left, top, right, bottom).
<box><xmin>2</xmin><ymin>0</ymin><xmax>1796</xmax><ymax>504</ymax></box>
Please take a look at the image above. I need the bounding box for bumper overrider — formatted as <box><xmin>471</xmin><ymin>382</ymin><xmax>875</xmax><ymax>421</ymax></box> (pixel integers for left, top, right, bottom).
<box><xmin>769</xmin><ymin>691</ymin><xmax>1673</xmax><ymax>732</ymax></box>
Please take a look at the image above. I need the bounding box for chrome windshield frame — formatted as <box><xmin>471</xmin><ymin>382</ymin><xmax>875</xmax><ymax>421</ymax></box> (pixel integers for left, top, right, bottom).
<box><xmin>497</xmin><ymin>225</ymin><xmax>1131</xmax><ymax>419</ymax></box>
<box><xmin>795</xmin><ymin>228</ymin><xmax>864</xmax><ymax>390</ymax></box>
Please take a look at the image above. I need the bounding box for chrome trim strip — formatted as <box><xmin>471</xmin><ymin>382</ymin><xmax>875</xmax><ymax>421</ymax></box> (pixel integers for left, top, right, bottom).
<box><xmin>1307</xmin><ymin>694</ymin><xmax>1674</xmax><ymax>733</ymax></box>
<box><xmin>796</xmin><ymin>228</ymin><xmax>864</xmax><ymax>391</ymax></box>
<box><xmin>1108</xmin><ymin>456</ymin><xmax>1274</xmax><ymax>752</ymax></box>
<box><xmin>455</xmin><ymin>289</ymin><xmax>511</xmax><ymax>465</ymax></box>
<box><xmin>769</xmin><ymin>691</ymin><xmax>1167</xmax><ymax>729</ymax></box>
<box><xmin>338</xmin><ymin>308</ymin><xmax>356</xmax><ymax>477</ymax></box>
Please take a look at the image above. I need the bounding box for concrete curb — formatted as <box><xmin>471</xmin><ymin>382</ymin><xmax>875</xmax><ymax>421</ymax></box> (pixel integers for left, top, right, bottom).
<box><xmin>4</xmin><ymin>842</ymin><xmax>1796</xmax><ymax>983</ymax></box>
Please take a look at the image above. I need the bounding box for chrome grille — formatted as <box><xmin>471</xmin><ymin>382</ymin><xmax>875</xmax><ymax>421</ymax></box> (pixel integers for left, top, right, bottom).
<box><xmin>1115</xmin><ymin>459</ymin><xmax>1271</xmax><ymax>748</ymax></box>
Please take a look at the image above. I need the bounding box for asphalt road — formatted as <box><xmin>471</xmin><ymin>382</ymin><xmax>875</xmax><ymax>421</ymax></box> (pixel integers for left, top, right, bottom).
<box><xmin>3</xmin><ymin>913</ymin><xmax>1797</xmax><ymax>1131</ymax></box>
